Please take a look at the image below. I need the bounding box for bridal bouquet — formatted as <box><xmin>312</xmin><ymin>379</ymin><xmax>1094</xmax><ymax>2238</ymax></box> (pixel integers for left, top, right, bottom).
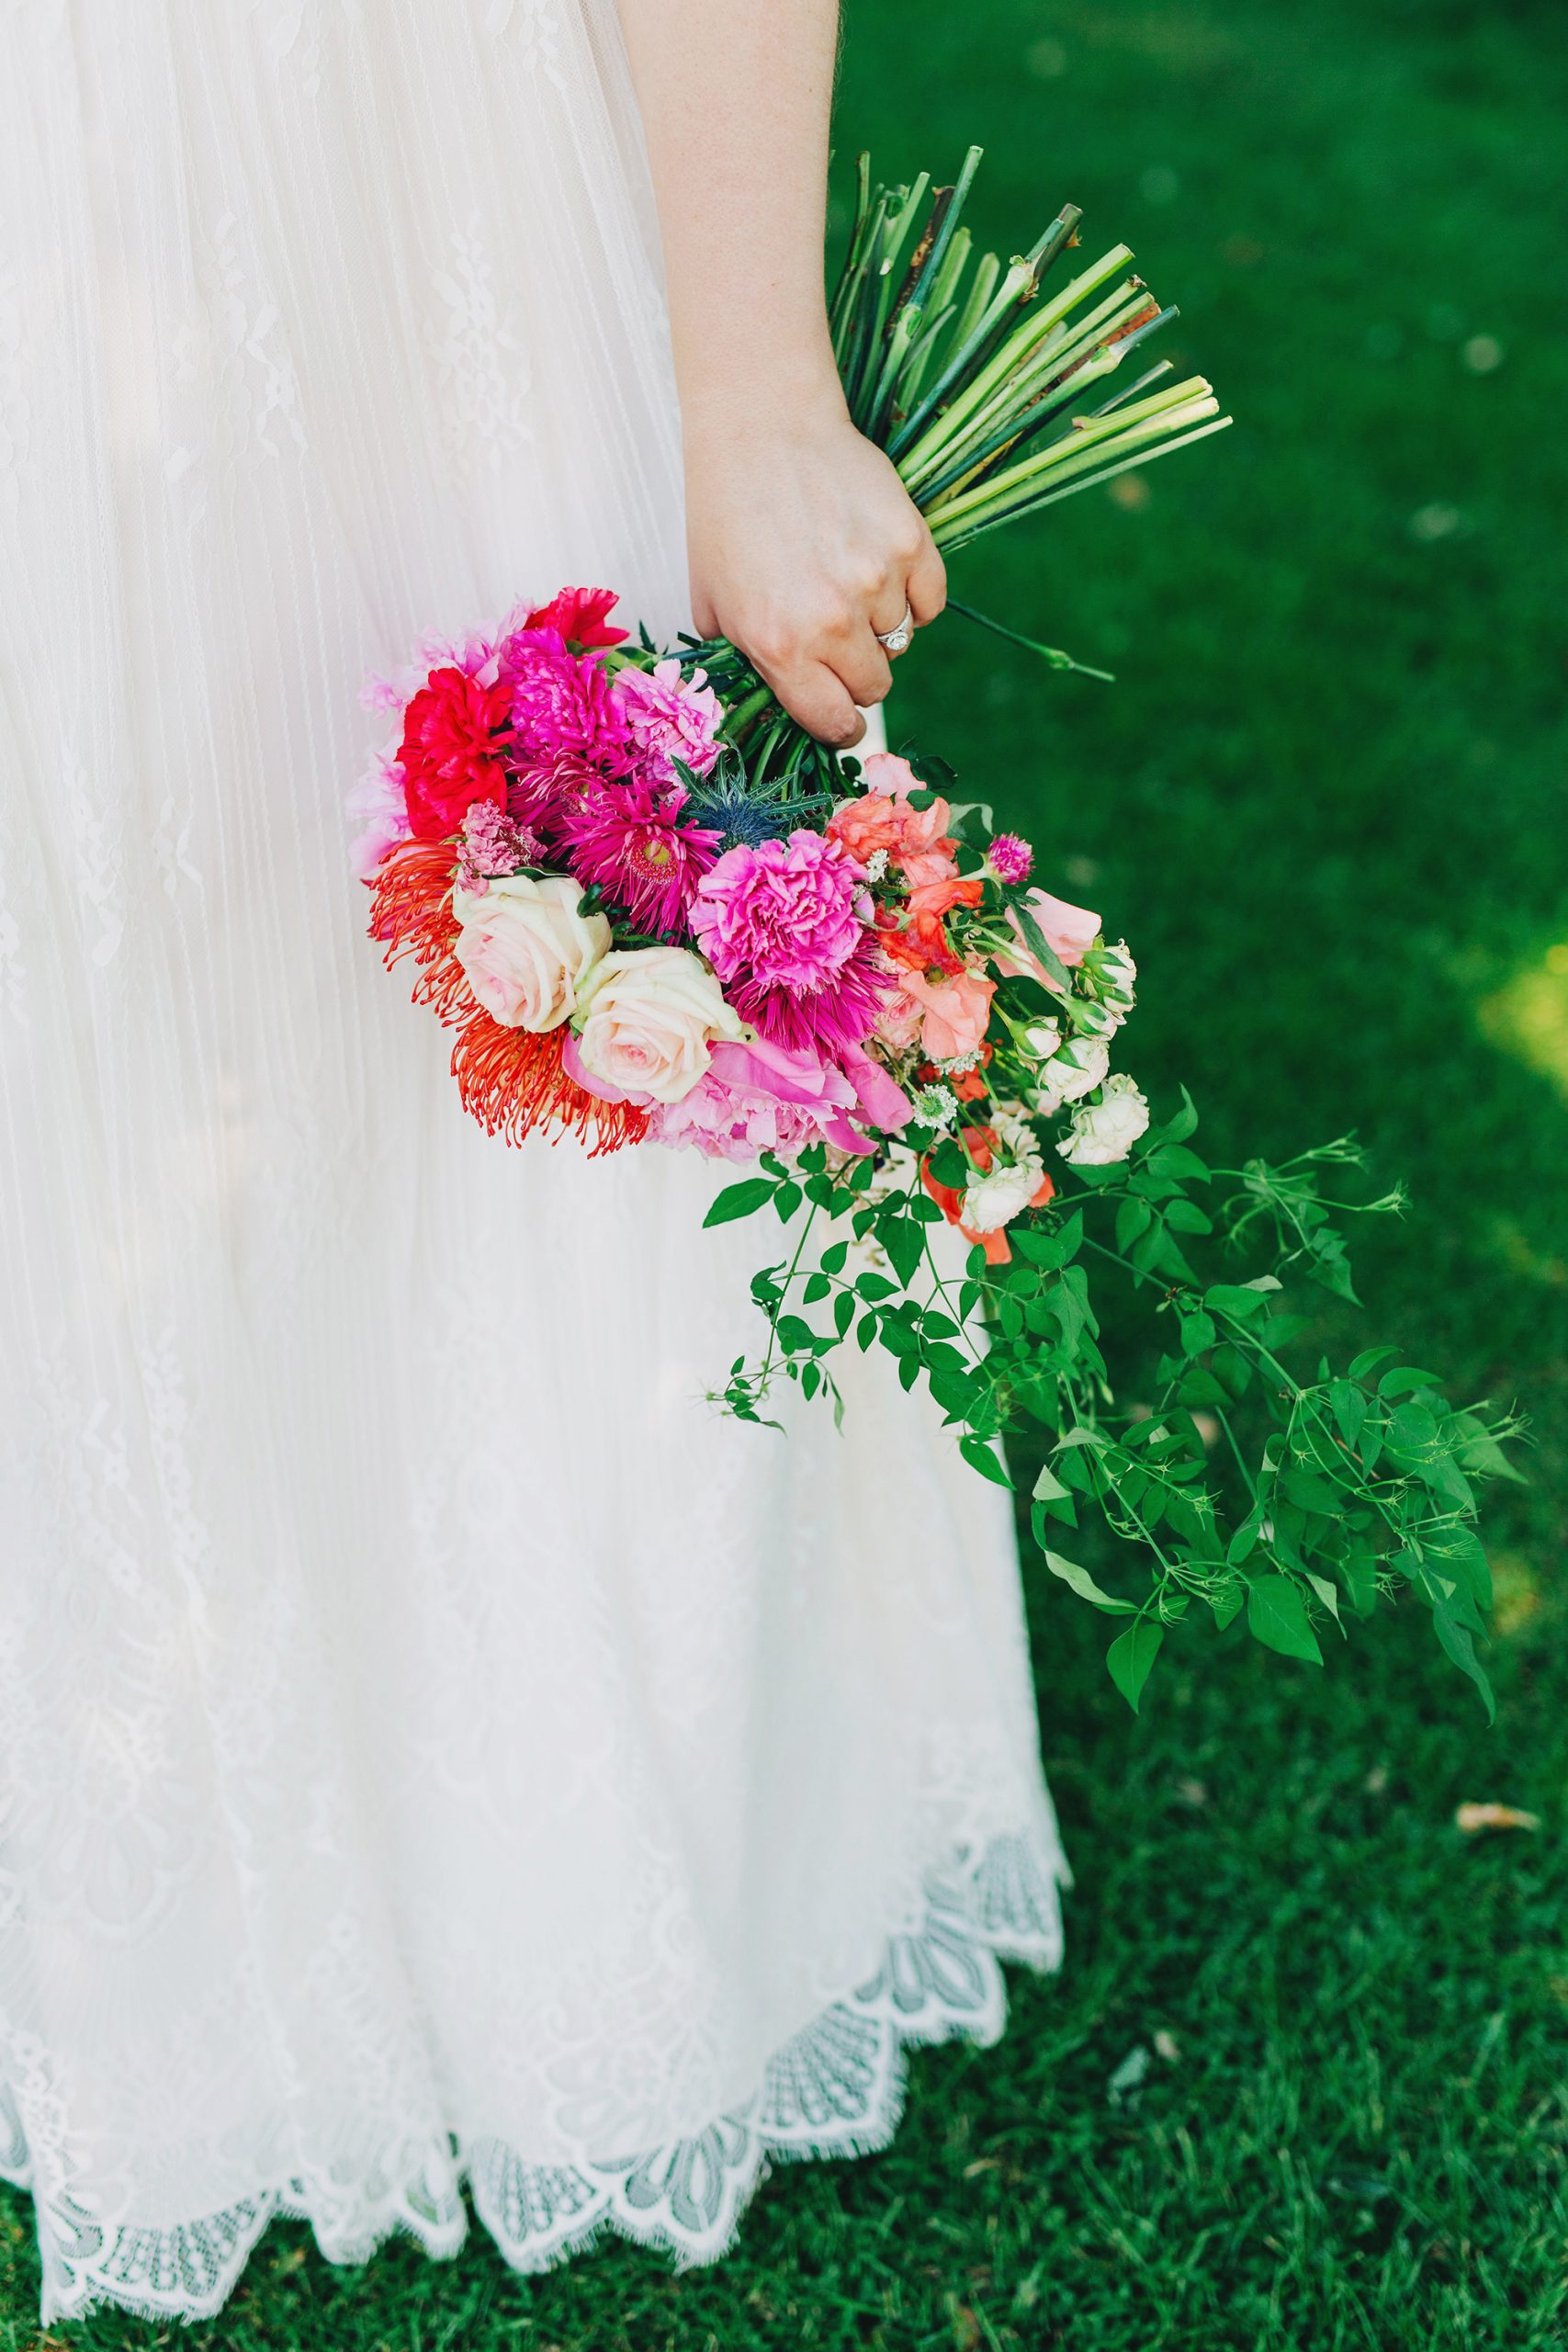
<box><xmin>351</xmin><ymin>153</ymin><xmax>1515</xmax><ymax>1713</ymax></box>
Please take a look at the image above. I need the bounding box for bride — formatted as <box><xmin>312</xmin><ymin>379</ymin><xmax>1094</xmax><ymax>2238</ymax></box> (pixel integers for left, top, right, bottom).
<box><xmin>0</xmin><ymin>0</ymin><xmax>1066</xmax><ymax>2321</ymax></box>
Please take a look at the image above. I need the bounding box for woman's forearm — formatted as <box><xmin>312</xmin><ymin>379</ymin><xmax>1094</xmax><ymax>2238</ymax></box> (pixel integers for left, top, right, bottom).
<box><xmin>616</xmin><ymin>0</ymin><xmax>945</xmax><ymax>742</ymax></box>
<box><xmin>616</xmin><ymin>0</ymin><xmax>844</xmax><ymax>432</ymax></box>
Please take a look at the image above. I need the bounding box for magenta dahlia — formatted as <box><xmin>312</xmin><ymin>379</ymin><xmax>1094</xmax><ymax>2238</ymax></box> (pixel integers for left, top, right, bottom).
<box><xmin>557</xmin><ymin>776</ymin><xmax>721</xmax><ymax>934</ymax></box>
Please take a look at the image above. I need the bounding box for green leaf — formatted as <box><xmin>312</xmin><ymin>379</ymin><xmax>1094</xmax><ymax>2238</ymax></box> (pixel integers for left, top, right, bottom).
<box><xmin>1032</xmin><ymin>1462</ymin><xmax>1073</xmax><ymax>1508</ymax></box>
<box><xmin>1246</xmin><ymin>1576</ymin><xmax>1323</xmax><ymax>1665</ymax></box>
<box><xmin>1349</xmin><ymin>1344</ymin><xmax>1398</xmax><ymax>1380</ymax></box>
<box><xmin>1342</xmin><ymin>1555</ymin><xmax>1381</xmax><ymax>1617</ymax></box>
<box><xmin>960</xmin><ymin>1433</ymin><xmax>1014</xmax><ymax>1489</ymax></box>
<box><xmin>882</xmin><ymin>1216</ymin><xmax>926</xmax><ymax>1287</ymax></box>
<box><xmin>1107</xmin><ymin>1619</ymin><xmax>1165</xmax><ymax>1713</ymax></box>
<box><xmin>1147</xmin><ymin>1143</ymin><xmax>1211</xmax><ymax>1183</ymax></box>
<box><xmin>1454</xmin><ymin>1423</ymin><xmax>1527</xmax><ymax>1485</ymax></box>
<box><xmin>1303</xmin><ymin>1571</ymin><xmax>1343</xmax><ymax>1625</ymax></box>
<box><xmin>1329</xmin><ymin>1378</ymin><xmax>1366</xmax><ymax>1452</ymax></box>
<box><xmin>1180</xmin><ymin>1311</ymin><xmax>1217</xmax><ymax>1359</ymax></box>
<box><xmin>1043</xmin><ymin>1551</ymin><xmax>1134</xmax><ymax>1613</ymax></box>
<box><xmin>1211</xmin><ymin>1587</ymin><xmax>1245</xmax><ymax>1632</ymax></box>
<box><xmin>1165</xmin><ymin>1200</ymin><xmax>1213</xmax><ymax>1236</ymax></box>
<box><xmin>1378</xmin><ymin>1366</ymin><xmax>1444</xmax><ymax>1399</ymax></box>
<box><xmin>833</xmin><ymin>1291</ymin><xmax>856</xmax><ymax>1339</ymax></box>
<box><xmin>1428</xmin><ymin>1600</ymin><xmax>1496</xmax><ymax>1723</ymax></box>
<box><xmin>704</xmin><ymin>1177</ymin><xmax>774</xmax><ymax>1227</ymax></box>
<box><xmin>1158</xmin><ymin>1088</ymin><xmax>1200</xmax><ymax>1144</ymax></box>
<box><xmin>1280</xmin><ymin>1467</ymin><xmax>1340</xmax><ymax>1515</ymax></box>
<box><xmin>1205</xmin><ymin>1283</ymin><xmax>1271</xmax><ymax>1320</ymax></box>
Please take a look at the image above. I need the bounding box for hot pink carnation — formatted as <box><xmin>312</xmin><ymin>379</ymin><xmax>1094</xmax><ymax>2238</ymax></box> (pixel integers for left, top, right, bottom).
<box><xmin>614</xmin><ymin>659</ymin><xmax>724</xmax><ymax>783</ymax></box>
<box><xmin>690</xmin><ymin>831</ymin><xmax>887</xmax><ymax>1052</ymax></box>
<box><xmin>555</xmin><ymin>775</ymin><xmax>720</xmax><ymax>934</ymax></box>
<box><xmin>497</xmin><ymin>627</ymin><xmax>635</xmax><ymax>770</ymax></box>
<box><xmin>693</xmin><ymin>831</ymin><xmax>867</xmax><ymax>990</ymax></box>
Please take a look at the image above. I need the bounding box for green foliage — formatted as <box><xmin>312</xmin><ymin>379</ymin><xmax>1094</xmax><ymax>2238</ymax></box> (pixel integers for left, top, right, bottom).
<box><xmin>709</xmin><ymin>1106</ymin><xmax>1519</xmax><ymax>1713</ymax></box>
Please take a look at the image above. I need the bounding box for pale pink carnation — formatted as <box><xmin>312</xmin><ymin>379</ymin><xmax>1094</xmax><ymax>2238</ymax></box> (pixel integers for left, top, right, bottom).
<box><xmin>614</xmin><ymin>658</ymin><xmax>724</xmax><ymax>783</ymax></box>
<box><xmin>454</xmin><ymin>801</ymin><xmax>545</xmax><ymax>894</ymax></box>
<box><xmin>346</xmin><ymin>750</ymin><xmax>412</xmax><ymax>880</ymax></box>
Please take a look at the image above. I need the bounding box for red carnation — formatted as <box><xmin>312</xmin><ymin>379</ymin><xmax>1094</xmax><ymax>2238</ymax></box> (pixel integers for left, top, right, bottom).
<box><xmin>523</xmin><ymin>586</ymin><xmax>628</xmax><ymax>650</ymax></box>
<box><xmin>399</xmin><ymin>666</ymin><xmax>515</xmax><ymax>841</ymax></box>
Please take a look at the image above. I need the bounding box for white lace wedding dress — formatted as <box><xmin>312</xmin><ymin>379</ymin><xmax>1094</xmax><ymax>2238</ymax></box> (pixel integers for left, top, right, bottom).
<box><xmin>0</xmin><ymin>0</ymin><xmax>1066</xmax><ymax>2324</ymax></box>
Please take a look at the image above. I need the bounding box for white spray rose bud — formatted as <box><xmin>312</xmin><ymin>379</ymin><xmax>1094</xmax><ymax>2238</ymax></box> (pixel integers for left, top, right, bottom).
<box><xmin>1022</xmin><ymin>1016</ymin><xmax>1063</xmax><ymax>1061</ymax></box>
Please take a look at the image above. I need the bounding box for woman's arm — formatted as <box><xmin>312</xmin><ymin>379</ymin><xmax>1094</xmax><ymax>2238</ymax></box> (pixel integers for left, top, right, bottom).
<box><xmin>617</xmin><ymin>0</ymin><xmax>945</xmax><ymax>746</ymax></box>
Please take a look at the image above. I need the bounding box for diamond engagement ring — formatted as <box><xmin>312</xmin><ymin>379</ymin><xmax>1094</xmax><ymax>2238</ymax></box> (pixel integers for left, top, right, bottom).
<box><xmin>875</xmin><ymin>605</ymin><xmax>914</xmax><ymax>655</ymax></box>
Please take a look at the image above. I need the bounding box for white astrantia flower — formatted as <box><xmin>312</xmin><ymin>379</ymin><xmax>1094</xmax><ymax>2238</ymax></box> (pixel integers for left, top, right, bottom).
<box><xmin>863</xmin><ymin>847</ymin><xmax>890</xmax><ymax>884</ymax></box>
<box><xmin>1028</xmin><ymin>1035</ymin><xmax>1111</xmax><ymax>1114</ymax></box>
<box><xmin>939</xmin><ymin>1047</ymin><xmax>983</xmax><ymax>1077</ymax></box>
<box><xmin>1058</xmin><ymin>1073</ymin><xmax>1151</xmax><ymax>1166</ymax></box>
<box><xmin>962</xmin><ymin>1157</ymin><xmax>1046</xmax><ymax>1232</ymax></box>
<box><xmin>909</xmin><ymin>1082</ymin><xmax>958</xmax><ymax>1130</ymax></box>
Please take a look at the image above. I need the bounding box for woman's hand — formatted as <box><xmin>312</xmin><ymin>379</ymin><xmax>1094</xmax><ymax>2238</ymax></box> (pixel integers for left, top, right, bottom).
<box><xmin>684</xmin><ymin>389</ymin><xmax>946</xmax><ymax>747</ymax></box>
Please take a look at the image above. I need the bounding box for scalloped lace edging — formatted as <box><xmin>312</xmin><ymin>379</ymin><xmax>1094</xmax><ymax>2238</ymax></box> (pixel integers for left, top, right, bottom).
<box><xmin>5</xmin><ymin>1829</ymin><xmax>1066</xmax><ymax>2325</ymax></box>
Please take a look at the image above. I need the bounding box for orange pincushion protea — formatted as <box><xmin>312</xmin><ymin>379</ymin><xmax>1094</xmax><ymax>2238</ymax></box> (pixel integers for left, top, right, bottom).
<box><xmin>367</xmin><ymin>837</ymin><xmax>648</xmax><ymax>1156</ymax></box>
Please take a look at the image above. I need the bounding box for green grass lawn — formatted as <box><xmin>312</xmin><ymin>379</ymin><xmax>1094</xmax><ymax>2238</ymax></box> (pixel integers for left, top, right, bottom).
<box><xmin>7</xmin><ymin>0</ymin><xmax>1567</xmax><ymax>2344</ymax></box>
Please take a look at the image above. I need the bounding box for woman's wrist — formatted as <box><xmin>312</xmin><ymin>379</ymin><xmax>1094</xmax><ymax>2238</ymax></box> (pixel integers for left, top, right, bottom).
<box><xmin>673</xmin><ymin>322</ymin><xmax>847</xmax><ymax>443</ymax></box>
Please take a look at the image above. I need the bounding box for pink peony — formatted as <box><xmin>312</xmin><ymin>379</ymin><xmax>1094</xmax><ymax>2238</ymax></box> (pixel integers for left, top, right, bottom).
<box><xmin>994</xmin><ymin>888</ymin><xmax>1101</xmax><ymax>988</ymax></box>
<box><xmin>894</xmin><ymin>966</ymin><xmax>996</xmax><ymax>1064</ymax></box>
<box><xmin>614</xmin><ymin>659</ymin><xmax>724</xmax><ymax>784</ymax></box>
<box><xmin>555</xmin><ymin>775</ymin><xmax>720</xmax><ymax>935</ymax></box>
<box><xmin>647</xmin><ymin>1037</ymin><xmax>868</xmax><ymax>1161</ymax></box>
<box><xmin>497</xmin><ymin>627</ymin><xmax>635</xmax><ymax>769</ymax></box>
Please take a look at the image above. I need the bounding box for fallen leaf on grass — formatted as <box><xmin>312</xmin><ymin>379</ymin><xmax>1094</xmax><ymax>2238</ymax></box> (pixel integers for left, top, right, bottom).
<box><xmin>1108</xmin><ymin>2044</ymin><xmax>1150</xmax><ymax>2103</ymax></box>
<box><xmin>1455</xmin><ymin>1801</ymin><xmax>1540</xmax><ymax>1835</ymax></box>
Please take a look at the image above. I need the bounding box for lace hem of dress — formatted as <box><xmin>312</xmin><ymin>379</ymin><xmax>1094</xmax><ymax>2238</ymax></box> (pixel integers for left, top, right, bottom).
<box><xmin>5</xmin><ymin>1831</ymin><xmax>1066</xmax><ymax>2324</ymax></box>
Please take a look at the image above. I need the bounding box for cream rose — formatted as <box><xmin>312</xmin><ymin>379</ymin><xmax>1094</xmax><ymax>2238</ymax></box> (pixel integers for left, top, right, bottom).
<box><xmin>1057</xmin><ymin>1073</ymin><xmax>1151</xmax><ymax>1167</ymax></box>
<box><xmin>573</xmin><ymin>945</ymin><xmax>746</xmax><ymax>1105</ymax></box>
<box><xmin>452</xmin><ymin>873</ymin><xmax>611</xmax><ymax>1033</ymax></box>
<box><xmin>1029</xmin><ymin>1035</ymin><xmax>1111</xmax><ymax>1115</ymax></box>
<box><xmin>963</xmin><ymin>1158</ymin><xmax>1048</xmax><ymax>1232</ymax></box>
